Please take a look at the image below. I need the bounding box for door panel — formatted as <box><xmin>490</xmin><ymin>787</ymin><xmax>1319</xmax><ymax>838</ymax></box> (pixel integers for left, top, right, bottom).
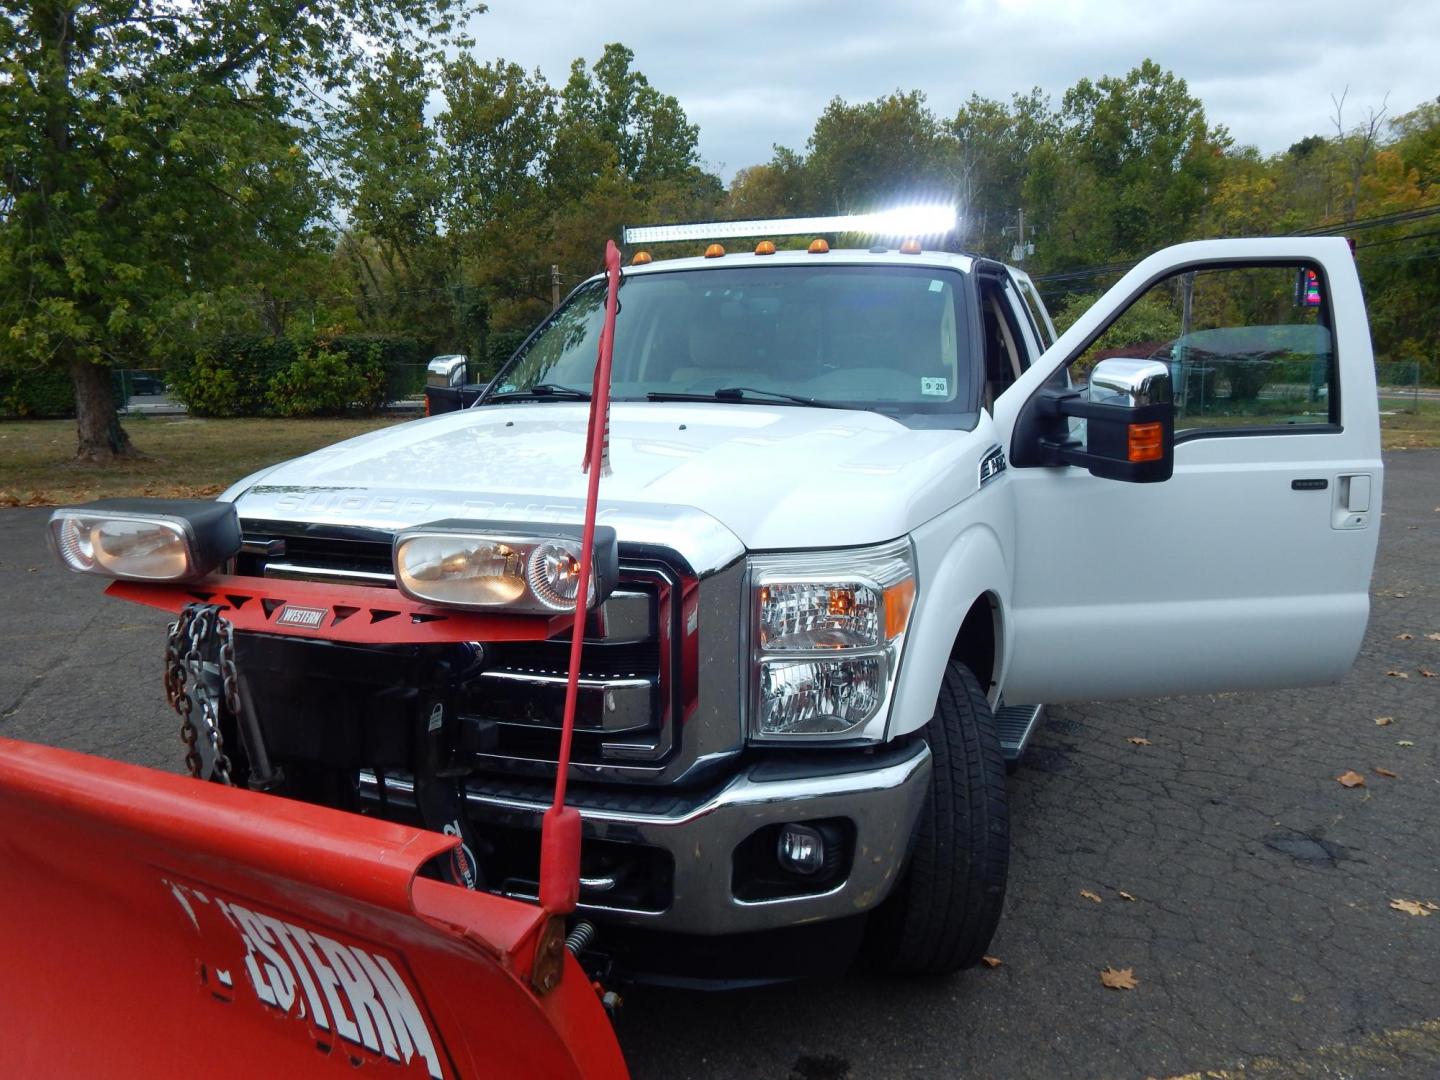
<box><xmin>993</xmin><ymin>239</ymin><xmax>1381</xmax><ymax>704</ymax></box>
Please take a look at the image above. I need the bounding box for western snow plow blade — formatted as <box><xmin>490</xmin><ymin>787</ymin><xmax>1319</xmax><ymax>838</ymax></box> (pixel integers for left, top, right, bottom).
<box><xmin>0</xmin><ymin>738</ymin><xmax>628</xmax><ymax>1079</ymax></box>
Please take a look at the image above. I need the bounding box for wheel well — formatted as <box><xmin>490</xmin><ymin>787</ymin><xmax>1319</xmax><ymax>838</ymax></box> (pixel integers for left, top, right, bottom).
<box><xmin>949</xmin><ymin>594</ymin><xmax>998</xmax><ymax>694</ymax></box>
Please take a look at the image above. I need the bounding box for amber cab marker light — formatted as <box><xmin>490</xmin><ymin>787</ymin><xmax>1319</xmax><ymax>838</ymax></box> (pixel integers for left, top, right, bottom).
<box><xmin>1128</xmin><ymin>422</ymin><xmax>1165</xmax><ymax>463</ymax></box>
<box><xmin>704</xmin><ymin>243</ymin><xmax>725</xmax><ymax>258</ymax></box>
<box><xmin>808</xmin><ymin>238</ymin><xmax>830</xmax><ymax>254</ymax></box>
<box><xmin>755</xmin><ymin>240</ymin><xmax>777</xmax><ymax>255</ymax></box>
<box><xmin>631</xmin><ymin>250</ymin><xmax>653</xmax><ymax>265</ymax></box>
<box><xmin>898</xmin><ymin>238</ymin><xmax>922</xmax><ymax>255</ymax></box>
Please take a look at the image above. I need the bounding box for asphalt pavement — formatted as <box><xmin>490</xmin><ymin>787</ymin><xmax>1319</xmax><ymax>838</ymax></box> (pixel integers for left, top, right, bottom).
<box><xmin>2</xmin><ymin>452</ymin><xmax>1437</xmax><ymax>1079</ymax></box>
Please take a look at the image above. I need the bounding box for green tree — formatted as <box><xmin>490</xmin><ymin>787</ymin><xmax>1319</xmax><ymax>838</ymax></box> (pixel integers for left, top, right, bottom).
<box><xmin>0</xmin><ymin>0</ymin><xmax>477</xmax><ymax>460</ymax></box>
<box><xmin>1028</xmin><ymin>60</ymin><xmax>1229</xmax><ymax>271</ymax></box>
<box><xmin>803</xmin><ymin>91</ymin><xmax>958</xmax><ymax>213</ymax></box>
<box><xmin>949</xmin><ymin>89</ymin><xmax>1057</xmax><ymax>255</ymax></box>
<box><xmin>335</xmin><ymin>47</ymin><xmax>454</xmax><ymax>345</ymax></box>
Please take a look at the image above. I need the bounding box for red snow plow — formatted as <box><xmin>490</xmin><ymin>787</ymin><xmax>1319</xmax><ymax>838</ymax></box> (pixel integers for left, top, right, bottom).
<box><xmin>0</xmin><ymin>737</ymin><xmax>627</xmax><ymax>1079</ymax></box>
<box><xmin>0</xmin><ymin>243</ymin><xmax>632</xmax><ymax>1077</ymax></box>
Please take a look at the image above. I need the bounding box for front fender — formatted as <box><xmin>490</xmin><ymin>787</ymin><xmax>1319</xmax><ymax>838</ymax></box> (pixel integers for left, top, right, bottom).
<box><xmin>887</xmin><ymin>508</ymin><xmax>1013</xmax><ymax>739</ymax></box>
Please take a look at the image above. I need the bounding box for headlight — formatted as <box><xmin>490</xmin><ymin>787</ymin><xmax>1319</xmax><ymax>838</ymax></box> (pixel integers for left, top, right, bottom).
<box><xmin>393</xmin><ymin>520</ymin><xmax>618</xmax><ymax>613</ymax></box>
<box><xmin>748</xmin><ymin>539</ymin><xmax>916</xmax><ymax>742</ymax></box>
<box><xmin>46</xmin><ymin>499</ymin><xmax>241</xmax><ymax>582</ymax></box>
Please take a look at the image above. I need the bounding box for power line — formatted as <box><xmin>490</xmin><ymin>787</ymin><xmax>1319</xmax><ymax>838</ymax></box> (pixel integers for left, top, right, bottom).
<box><xmin>1031</xmin><ymin>205</ymin><xmax>1440</xmax><ymax>290</ymax></box>
<box><xmin>1354</xmin><ymin>227</ymin><xmax>1440</xmax><ymax>250</ymax></box>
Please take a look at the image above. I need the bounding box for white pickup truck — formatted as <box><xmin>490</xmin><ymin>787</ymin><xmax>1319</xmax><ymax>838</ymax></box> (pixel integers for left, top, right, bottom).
<box><xmin>50</xmin><ymin>216</ymin><xmax>1383</xmax><ymax>983</ymax></box>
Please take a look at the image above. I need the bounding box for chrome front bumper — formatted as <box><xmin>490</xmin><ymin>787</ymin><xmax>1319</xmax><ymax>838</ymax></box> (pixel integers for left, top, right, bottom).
<box><xmin>467</xmin><ymin>739</ymin><xmax>931</xmax><ymax>935</ymax></box>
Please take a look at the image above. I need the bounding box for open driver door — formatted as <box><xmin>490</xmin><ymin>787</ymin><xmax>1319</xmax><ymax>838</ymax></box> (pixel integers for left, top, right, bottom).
<box><xmin>994</xmin><ymin>238</ymin><xmax>1381</xmax><ymax>704</ymax></box>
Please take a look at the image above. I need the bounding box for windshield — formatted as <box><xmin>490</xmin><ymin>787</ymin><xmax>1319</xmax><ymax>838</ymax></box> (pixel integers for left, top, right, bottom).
<box><xmin>484</xmin><ymin>264</ymin><xmax>978</xmax><ymax>425</ymax></box>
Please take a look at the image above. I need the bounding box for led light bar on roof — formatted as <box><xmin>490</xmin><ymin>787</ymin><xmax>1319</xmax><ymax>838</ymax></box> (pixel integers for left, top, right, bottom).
<box><xmin>622</xmin><ymin>205</ymin><xmax>958</xmax><ymax>246</ymax></box>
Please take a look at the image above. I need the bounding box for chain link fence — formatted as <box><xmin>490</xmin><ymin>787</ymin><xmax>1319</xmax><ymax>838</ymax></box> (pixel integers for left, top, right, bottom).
<box><xmin>1376</xmin><ymin>360</ymin><xmax>1423</xmax><ymax>414</ymax></box>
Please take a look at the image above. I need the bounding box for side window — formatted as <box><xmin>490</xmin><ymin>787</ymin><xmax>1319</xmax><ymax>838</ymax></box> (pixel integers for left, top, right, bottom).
<box><xmin>978</xmin><ymin>278</ymin><xmax>1024</xmax><ymax>408</ymax></box>
<box><xmin>1001</xmin><ymin>280</ymin><xmax>1039</xmax><ymax>368</ymax></box>
<box><xmin>1069</xmin><ymin>263</ymin><xmax>1335</xmax><ymax>435</ymax></box>
<box><xmin>1013</xmin><ymin>274</ymin><xmax>1056</xmax><ymax>350</ymax></box>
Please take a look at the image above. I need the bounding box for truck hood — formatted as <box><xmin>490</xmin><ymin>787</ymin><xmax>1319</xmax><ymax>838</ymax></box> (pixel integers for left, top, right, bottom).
<box><xmin>229</xmin><ymin>403</ymin><xmax>991</xmax><ymax>558</ymax></box>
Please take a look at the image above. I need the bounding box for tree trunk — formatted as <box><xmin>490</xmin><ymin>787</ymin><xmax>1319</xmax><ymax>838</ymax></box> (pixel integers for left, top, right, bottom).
<box><xmin>68</xmin><ymin>352</ymin><xmax>136</xmax><ymax>462</ymax></box>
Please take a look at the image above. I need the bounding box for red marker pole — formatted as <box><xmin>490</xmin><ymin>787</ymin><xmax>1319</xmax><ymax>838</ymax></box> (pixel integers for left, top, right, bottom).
<box><xmin>539</xmin><ymin>239</ymin><xmax>621</xmax><ymax>915</ymax></box>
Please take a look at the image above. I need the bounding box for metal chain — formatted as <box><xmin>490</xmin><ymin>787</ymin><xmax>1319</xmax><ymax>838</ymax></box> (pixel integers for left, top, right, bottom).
<box><xmin>165</xmin><ymin>610</ymin><xmax>203</xmax><ymax>778</ymax></box>
<box><xmin>163</xmin><ymin>603</ymin><xmax>235</xmax><ymax>786</ymax></box>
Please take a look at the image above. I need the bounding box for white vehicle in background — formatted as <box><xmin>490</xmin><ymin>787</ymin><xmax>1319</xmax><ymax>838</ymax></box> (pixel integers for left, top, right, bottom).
<box><xmin>49</xmin><ymin>210</ymin><xmax>1382</xmax><ymax>983</ymax></box>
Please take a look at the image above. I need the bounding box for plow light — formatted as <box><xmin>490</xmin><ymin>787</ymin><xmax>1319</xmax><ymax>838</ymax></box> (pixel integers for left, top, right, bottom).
<box><xmin>394</xmin><ymin>520</ymin><xmax>618</xmax><ymax>613</ymax></box>
<box><xmin>47</xmin><ymin>499</ymin><xmax>241</xmax><ymax>582</ymax></box>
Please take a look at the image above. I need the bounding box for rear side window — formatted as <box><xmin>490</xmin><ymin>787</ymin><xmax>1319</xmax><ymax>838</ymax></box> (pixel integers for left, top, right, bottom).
<box><xmin>1014</xmin><ymin>275</ymin><xmax>1056</xmax><ymax>349</ymax></box>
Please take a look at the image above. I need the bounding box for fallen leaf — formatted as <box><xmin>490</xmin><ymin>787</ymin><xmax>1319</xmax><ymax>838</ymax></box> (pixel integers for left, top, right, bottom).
<box><xmin>1099</xmin><ymin>966</ymin><xmax>1138</xmax><ymax>990</ymax></box>
<box><xmin>1421</xmin><ymin>670</ymin><xmax>1437</xmax><ymax>678</ymax></box>
<box><xmin>1398</xmin><ymin>740</ymin><xmax>1415</xmax><ymax>747</ymax></box>
<box><xmin>1396</xmin><ymin>633</ymin><xmax>1415</xmax><ymax>640</ymax></box>
<box><xmin>1393</xmin><ymin>592</ymin><xmax>1408</xmax><ymax>598</ymax></box>
<box><xmin>1426</xmin><ymin>632</ymin><xmax>1440</xmax><ymax>641</ymax></box>
<box><xmin>1386</xmin><ymin>671</ymin><xmax>1410</xmax><ymax>679</ymax></box>
<box><xmin>1127</xmin><ymin>736</ymin><xmax>1152</xmax><ymax>746</ymax></box>
<box><xmin>981</xmin><ymin>955</ymin><xmax>1002</xmax><ymax>968</ymax></box>
<box><xmin>1335</xmin><ymin>770</ymin><xmax>1366</xmax><ymax>788</ymax></box>
<box><xmin>1080</xmin><ymin>889</ymin><xmax>1103</xmax><ymax>904</ymax></box>
<box><xmin>1375</xmin><ymin>767</ymin><xmax>1398</xmax><ymax>778</ymax></box>
<box><xmin>1390</xmin><ymin>899</ymin><xmax>1431</xmax><ymax>917</ymax></box>
<box><xmin>1425</xmin><ymin>901</ymin><xmax>1439</xmax><ymax>912</ymax></box>
<box><xmin>1118</xmin><ymin>891</ymin><xmax>1137</xmax><ymax>902</ymax></box>
<box><xmin>1375</xmin><ymin>716</ymin><xmax>1394</xmax><ymax>726</ymax></box>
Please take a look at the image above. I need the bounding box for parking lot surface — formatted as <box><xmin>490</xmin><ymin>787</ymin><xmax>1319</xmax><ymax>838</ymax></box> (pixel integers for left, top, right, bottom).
<box><xmin>2</xmin><ymin>451</ymin><xmax>1437</xmax><ymax>1079</ymax></box>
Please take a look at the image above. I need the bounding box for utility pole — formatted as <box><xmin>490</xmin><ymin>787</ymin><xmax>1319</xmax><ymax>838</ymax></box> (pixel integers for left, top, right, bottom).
<box><xmin>1003</xmin><ymin>209</ymin><xmax>1036</xmax><ymax>262</ymax></box>
<box><xmin>551</xmin><ymin>265</ymin><xmax>562</xmax><ymax>311</ymax></box>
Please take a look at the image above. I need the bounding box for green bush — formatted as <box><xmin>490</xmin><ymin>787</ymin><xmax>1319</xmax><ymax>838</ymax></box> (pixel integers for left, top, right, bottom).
<box><xmin>173</xmin><ymin>333</ymin><xmax>415</xmax><ymax>417</ymax></box>
<box><xmin>321</xmin><ymin>334</ymin><xmax>425</xmax><ymax>403</ymax></box>
<box><xmin>170</xmin><ymin>355</ymin><xmax>243</xmax><ymax>416</ymax></box>
<box><xmin>267</xmin><ymin>349</ymin><xmax>386</xmax><ymax>417</ymax></box>
<box><xmin>0</xmin><ymin>366</ymin><xmax>74</xmax><ymax>418</ymax></box>
<box><xmin>171</xmin><ymin>335</ymin><xmax>297</xmax><ymax>416</ymax></box>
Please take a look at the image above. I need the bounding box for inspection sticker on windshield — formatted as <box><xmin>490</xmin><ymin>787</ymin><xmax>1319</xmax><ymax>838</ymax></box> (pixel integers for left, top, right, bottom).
<box><xmin>920</xmin><ymin>377</ymin><xmax>948</xmax><ymax>396</ymax></box>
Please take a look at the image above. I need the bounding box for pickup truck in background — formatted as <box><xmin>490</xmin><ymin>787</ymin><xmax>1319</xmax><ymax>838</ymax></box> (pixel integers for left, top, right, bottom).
<box><xmin>424</xmin><ymin>353</ymin><xmax>490</xmax><ymax>415</ymax></box>
<box><xmin>43</xmin><ymin>212</ymin><xmax>1383</xmax><ymax>986</ymax></box>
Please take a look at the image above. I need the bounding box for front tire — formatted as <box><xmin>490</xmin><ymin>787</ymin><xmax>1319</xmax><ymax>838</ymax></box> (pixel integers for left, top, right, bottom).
<box><xmin>865</xmin><ymin>661</ymin><xmax>1010</xmax><ymax>974</ymax></box>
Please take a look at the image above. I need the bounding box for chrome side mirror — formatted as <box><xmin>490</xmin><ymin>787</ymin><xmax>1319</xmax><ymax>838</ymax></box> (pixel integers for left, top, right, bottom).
<box><xmin>1014</xmin><ymin>357</ymin><xmax>1175</xmax><ymax>483</ymax></box>
<box><xmin>427</xmin><ymin>354</ymin><xmax>468</xmax><ymax>389</ymax></box>
<box><xmin>1087</xmin><ymin>358</ymin><xmax>1172</xmax><ymax>407</ymax></box>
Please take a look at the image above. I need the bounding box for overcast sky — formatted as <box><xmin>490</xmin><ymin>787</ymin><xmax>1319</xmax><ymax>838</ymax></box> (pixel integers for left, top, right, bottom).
<box><xmin>468</xmin><ymin>0</ymin><xmax>1438</xmax><ymax>181</ymax></box>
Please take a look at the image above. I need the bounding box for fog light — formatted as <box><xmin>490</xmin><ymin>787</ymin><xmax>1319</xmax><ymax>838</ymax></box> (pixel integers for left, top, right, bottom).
<box><xmin>777</xmin><ymin>824</ymin><xmax>827</xmax><ymax>876</ymax></box>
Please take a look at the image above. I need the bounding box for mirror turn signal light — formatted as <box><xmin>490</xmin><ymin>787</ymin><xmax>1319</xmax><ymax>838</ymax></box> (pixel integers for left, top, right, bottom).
<box><xmin>1128</xmin><ymin>422</ymin><xmax>1164</xmax><ymax>462</ymax></box>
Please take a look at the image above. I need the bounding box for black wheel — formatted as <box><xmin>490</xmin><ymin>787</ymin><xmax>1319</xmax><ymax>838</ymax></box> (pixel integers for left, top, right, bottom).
<box><xmin>865</xmin><ymin>661</ymin><xmax>1010</xmax><ymax>974</ymax></box>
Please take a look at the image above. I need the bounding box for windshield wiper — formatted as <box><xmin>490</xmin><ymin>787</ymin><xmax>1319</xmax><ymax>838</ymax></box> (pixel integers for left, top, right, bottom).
<box><xmin>485</xmin><ymin>383</ymin><xmax>591</xmax><ymax>402</ymax></box>
<box><xmin>645</xmin><ymin>386</ymin><xmax>843</xmax><ymax>409</ymax></box>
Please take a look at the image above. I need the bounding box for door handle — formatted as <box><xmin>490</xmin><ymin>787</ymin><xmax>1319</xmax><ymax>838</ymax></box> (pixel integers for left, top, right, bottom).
<box><xmin>1333</xmin><ymin>474</ymin><xmax>1372</xmax><ymax>530</ymax></box>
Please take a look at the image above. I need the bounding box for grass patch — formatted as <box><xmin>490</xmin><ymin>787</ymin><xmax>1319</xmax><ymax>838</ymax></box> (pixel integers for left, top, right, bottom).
<box><xmin>0</xmin><ymin>415</ymin><xmax>405</xmax><ymax>506</ymax></box>
<box><xmin>1380</xmin><ymin>400</ymin><xmax>1440</xmax><ymax>450</ymax></box>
